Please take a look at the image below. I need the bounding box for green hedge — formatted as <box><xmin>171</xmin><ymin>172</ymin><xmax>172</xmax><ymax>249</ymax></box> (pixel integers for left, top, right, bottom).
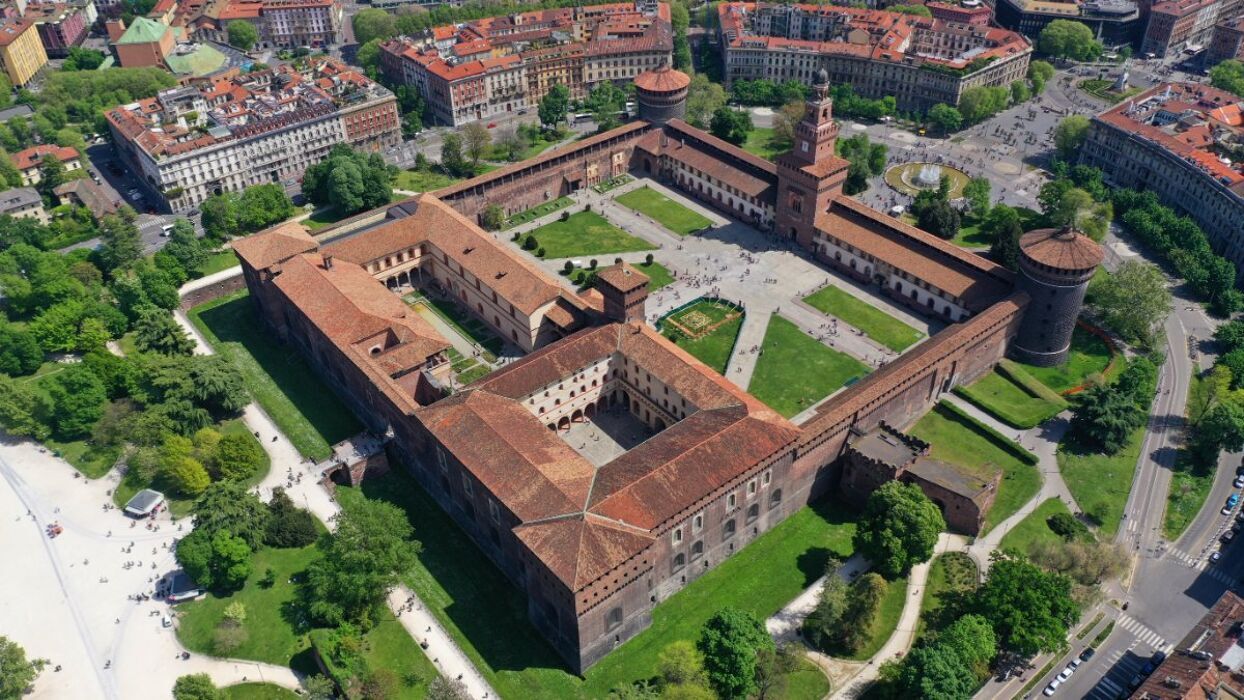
<box><xmin>997</xmin><ymin>359</ymin><xmax>1069</xmax><ymax>408</ymax></box>
<box><xmin>936</xmin><ymin>400</ymin><xmax>1040</xmax><ymax>465</ymax></box>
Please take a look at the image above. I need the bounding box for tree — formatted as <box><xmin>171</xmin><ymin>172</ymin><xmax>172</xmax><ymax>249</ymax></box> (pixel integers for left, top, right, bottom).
<box><xmin>686</xmin><ymin>74</ymin><xmax>727</xmax><ymax>129</ymax></box>
<box><xmin>227</xmin><ymin>20</ymin><xmax>258</xmax><ymax>51</ymax></box>
<box><xmin>162</xmin><ymin>220</ymin><xmax>207</xmax><ymax>274</ymax></box>
<box><xmin>302</xmin><ymin>145</ymin><xmax>394</xmax><ymax>216</ymax></box>
<box><xmin>210</xmin><ymin>433</ymin><xmax>265</xmax><ymax>481</ymax></box>
<box><xmin>890</xmin><ymin>3</ymin><xmax>932</xmax><ymax>14</ymax></box>
<box><xmin>45</xmin><ymin>363</ymin><xmax>107</xmax><ymax>438</ymax></box>
<box><xmin>914</xmin><ymin>195</ymin><xmax>961</xmax><ymax>240</ymax></box>
<box><xmin>697</xmin><ymin>608</ymin><xmax>773</xmax><ymax>699</ymax></box>
<box><xmin>200</xmin><ymin>194</ymin><xmax>239</xmax><ymax>240</ymax></box>
<box><xmin>802</xmin><ymin>559</ymin><xmax>849</xmax><ymax>650</ymax></box>
<box><xmin>657</xmin><ymin>640</ymin><xmax>708</xmax><ymax>688</ymax></box>
<box><xmin>1209</xmin><ymin>59</ymin><xmax>1244</xmax><ymax>96</ymax></box>
<box><xmin>900</xmin><ymin>643</ymin><xmax>978</xmax><ymax>700</ymax></box>
<box><xmin>853</xmin><ymin>481</ymin><xmax>946</xmax><ymax>577</ymax></box>
<box><xmin>753</xmin><ymin>643</ymin><xmax>799</xmax><ymax>700</ymax></box>
<box><xmin>985</xmin><ymin>205</ymin><xmax>1024</xmax><ymax>270</ymax></box>
<box><xmin>0</xmin><ymin>636</ymin><xmax>43</xmax><ymax>700</ymax></box>
<box><xmin>1189</xmin><ymin>364</ymin><xmax>1233</xmax><ymax>427</ymax></box>
<box><xmin>0</xmin><ymin>322</ymin><xmax>43</xmax><ymax>375</ymax></box>
<box><xmin>538</xmin><ymin>84</ymin><xmax>571</xmax><ymax>128</ymax></box>
<box><xmin>1215</xmin><ymin>320</ymin><xmax>1244</xmax><ymax>354</ymax></box>
<box><xmin>927</xmin><ymin>103</ymin><xmax>963</xmax><ymax>133</ymax></box>
<box><xmin>440</xmin><ymin>133</ymin><xmax>470</xmax><ymax>178</ymax></box>
<box><xmin>98</xmin><ymin>210</ymin><xmax>143</xmax><ymax>272</ymax></box>
<box><xmin>1010</xmin><ymin>80</ymin><xmax>1031</xmax><ymax>105</ymax></box>
<box><xmin>1069</xmin><ymin>383</ymin><xmax>1144</xmax><ymax>454</ymax></box>
<box><xmin>186</xmin><ymin>355</ymin><xmax>249</xmax><ymax>415</ymax></box>
<box><xmin>303</xmin><ymin>675</ymin><xmax>337</xmax><ymax>700</ymax></box>
<box><xmin>306</xmin><ymin>499</ymin><xmax>420</xmax><ymax>626</ymax></box>
<box><xmin>165</xmin><ymin>455</ymin><xmax>211</xmax><ymax>496</ymax></box>
<box><xmin>193</xmin><ymin>480</ymin><xmax>270</xmax><ymax>548</ymax></box>
<box><xmin>709</xmin><ymin>107</ymin><xmax>753</xmax><ymax>146</ymax></box>
<box><xmin>974</xmin><ymin>553</ymin><xmax>1079</xmax><ymax>656</ymax></box>
<box><xmin>236</xmin><ymin>184</ymin><xmax>295</xmax><ymax>232</ymax></box>
<box><xmin>353</xmin><ymin>8</ymin><xmax>397</xmax><ymax>45</ymax></box>
<box><xmin>63</xmin><ymin>47</ymin><xmax>107</xmax><ymax>71</ymax></box>
<box><xmin>838</xmin><ymin>573</ymin><xmax>890</xmax><ymax>653</ymax></box>
<box><xmin>1088</xmin><ymin>261</ymin><xmax>1171</xmax><ymax>347</ymax></box>
<box><xmin>0</xmin><ymin>375</ymin><xmax>52</xmax><ymax>440</ymax></box>
<box><xmin>938</xmin><ymin>613</ymin><xmax>997</xmax><ymax>676</ymax></box>
<box><xmin>1054</xmin><ymin>115</ymin><xmax>1090</xmax><ymax>162</ymax></box>
<box><xmin>963</xmin><ymin>177</ymin><xmax>991</xmax><ymax>216</ymax></box>
<box><xmin>958</xmin><ymin>86</ymin><xmax>1009</xmax><ymax>124</ymax></box>
<box><xmin>134</xmin><ymin>306</ymin><xmax>195</xmax><ymax>355</ymax></box>
<box><xmin>772</xmin><ymin>100</ymin><xmax>806</xmax><ymax>147</ymax></box>
<box><xmin>1029</xmin><ymin>60</ymin><xmax>1055</xmax><ymax>94</ymax></box>
<box><xmin>175</xmin><ymin>527</ymin><xmax>252</xmax><ymax>591</ymax></box>
<box><xmin>426</xmin><ymin>676</ymin><xmax>471</xmax><ymax>700</ymax></box>
<box><xmin>173</xmin><ymin>674</ymin><xmax>220</xmax><ymax>700</ymax></box>
<box><xmin>1047</xmin><ymin>512</ymin><xmax>1090</xmax><ymax>541</ymax></box>
<box><xmin>480</xmin><ymin>204</ymin><xmax>505</xmax><ymax>231</ymax></box>
<box><xmin>462</xmin><ymin>122</ymin><xmax>492</xmax><ymax>166</ymax></box>
<box><xmin>265</xmin><ymin>487</ymin><xmax>319</xmax><ymax>548</ymax></box>
<box><xmin>1192</xmin><ymin>399</ymin><xmax>1244</xmax><ymax>463</ymax></box>
<box><xmin>1039</xmin><ymin>19</ymin><xmax>1102</xmax><ymax>61</ymax></box>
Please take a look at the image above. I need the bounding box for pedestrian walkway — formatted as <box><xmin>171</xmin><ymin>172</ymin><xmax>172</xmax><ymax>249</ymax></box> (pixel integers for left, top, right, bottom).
<box><xmin>1116</xmin><ymin>614</ymin><xmax>1173</xmax><ymax>653</ymax></box>
<box><xmin>724</xmin><ymin>309</ymin><xmax>771</xmax><ymax>389</ymax></box>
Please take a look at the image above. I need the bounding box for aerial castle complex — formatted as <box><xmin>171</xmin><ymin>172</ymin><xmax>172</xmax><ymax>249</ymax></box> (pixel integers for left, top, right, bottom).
<box><xmin>233</xmin><ymin>66</ymin><xmax>1100</xmax><ymax>673</ymax></box>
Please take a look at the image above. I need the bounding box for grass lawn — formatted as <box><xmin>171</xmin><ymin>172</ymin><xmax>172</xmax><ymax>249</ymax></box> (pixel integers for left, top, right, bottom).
<box><xmin>527</xmin><ymin>211</ymin><xmax>655</xmax><ymax>258</ymax></box>
<box><xmin>337</xmin><ymin>470</ymin><xmax>856</xmax><ymax>699</ymax></box>
<box><xmin>303</xmin><ymin>207</ymin><xmax>345</xmax><ymax>231</ymax></box>
<box><xmin>394</xmin><ymin>169</ymin><xmax>462</xmax><ymax>192</ymax></box>
<box><xmin>1078</xmin><ymin>79</ymin><xmax>1143</xmax><ymax>104</ymax></box>
<box><xmin>776</xmin><ymin>657</ymin><xmax>831</xmax><ymax>699</ymax></box>
<box><xmin>1018</xmin><ymin>327</ymin><xmax>1117</xmax><ymax>394</ymax></box>
<box><xmin>749</xmin><ymin>316</ymin><xmax>870</xmax><ymax>418</ymax></box>
<box><xmin>955</xmin><ymin>370</ymin><xmax>1066</xmax><ymax>429</ymax></box>
<box><xmin>1165</xmin><ymin>467</ymin><xmax>1215</xmax><ymax>541</ymax></box>
<box><xmin>503</xmin><ymin>197</ymin><xmax>574</xmax><ymax>229</ymax></box>
<box><xmin>1058</xmin><ymin>427</ymin><xmax>1144</xmax><ymax>539</ymax></box>
<box><xmin>637</xmin><ymin>261</ymin><xmax>674</xmax><ymax>290</ymax></box>
<box><xmin>615</xmin><ymin>186</ymin><xmax>713</xmax><ymax>236</ymax></box>
<box><xmin>195</xmin><ymin>250</ymin><xmax>240</xmax><ymax>277</ymax></box>
<box><xmin>111</xmin><ymin>419</ymin><xmax>268</xmax><ymax>517</ymax></box>
<box><xmin>221</xmin><ymin>684</ymin><xmax>300</xmax><ymax>700</ymax></box>
<box><xmin>910</xmin><ymin>403</ymin><xmax>1041</xmax><ymax>533</ymax></box>
<box><xmin>917</xmin><ymin>552</ymin><xmax>977</xmax><ymax>640</ymax></box>
<box><xmin>662</xmin><ymin>299</ymin><xmax>744</xmax><ymax>374</ymax></box>
<box><xmin>801</xmin><ymin>286</ymin><xmax>923</xmax><ymax>352</ymax></box>
<box><xmin>998</xmin><ymin>498</ymin><xmax>1076</xmax><ymax>556</ymax></box>
<box><xmin>950</xmin><ymin>208</ymin><xmax>1042</xmax><ymax>249</ymax></box>
<box><xmin>741</xmin><ymin>127</ymin><xmax>791</xmax><ymax>160</ymax></box>
<box><xmin>189</xmin><ymin>291</ymin><xmax>362</xmax><ymax>461</ymax></box>
<box><xmin>407</xmin><ymin>293</ymin><xmax>502</xmax><ymax>359</ymax></box>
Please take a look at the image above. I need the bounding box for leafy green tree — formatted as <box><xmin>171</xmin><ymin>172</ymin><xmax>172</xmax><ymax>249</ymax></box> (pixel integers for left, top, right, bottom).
<box><xmin>172</xmin><ymin>674</ymin><xmax>221</xmax><ymax>700</ymax></box>
<box><xmin>306</xmin><ymin>499</ymin><xmax>420</xmax><ymax>626</ymax></box>
<box><xmin>938</xmin><ymin>613</ymin><xmax>997</xmax><ymax>676</ymax></box>
<box><xmin>927</xmin><ymin>103</ymin><xmax>963</xmax><ymax>133</ymax></box>
<box><xmin>1054</xmin><ymin>115</ymin><xmax>1090</xmax><ymax>161</ymax></box>
<box><xmin>1010</xmin><ymin>80</ymin><xmax>1031</xmax><ymax>104</ymax></box>
<box><xmin>538</xmin><ymin>84</ymin><xmax>571</xmax><ymax>128</ymax></box>
<box><xmin>1069</xmin><ymin>382</ymin><xmax>1144</xmax><ymax>453</ymax></box>
<box><xmin>462</xmin><ymin>121</ymin><xmax>492</xmax><ymax>166</ymax></box>
<box><xmin>0</xmin><ymin>322</ymin><xmax>43</xmax><ymax>375</ymax></box>
<box><xmin>356</xmin><ymin>37</ymin><xmax>384</xmax><ymax>78</ymax></box>
<box><xmin>192</xmin><ymin>480</ymin><xmax>270</xmax><ymax>547</ymax></box>
<box><xmin>45</xmin><ymin>363</ymin><xmax>106</xmax><ymax>438</ymax></box>
<box><xmin>0</xmin><ymin>635</ymin><xmax>43</xmax><ymax>700</ymax></box>
<box><xmin>265</xmin><ymin>486</ymin><xmax>319</xmax><ymax>548</ymax></box>
<box><xmin>354</xmin><ymin>8</ymin><xmax>397</xmax><ymax>44</ymax></box>
<box><xmin>210</xmin><ymin>433</ymin><xmax>264</xmax><ymax>481</ymax></box>
<box><xmin>802</xmin><ymin>558</ymin><xmax>849</xmax><ymax>650</ymax></box>
<box><xmin>1209</xmin><ymin>59</ymin><xmax>1244</xmax><ymax>96</ymax></box>
<box><xmin>227</xmin><ymin>20</ymin><xmax>258</xmax><ymax>51</ymax></box>
<box><xmin>302</xmin><ymin>145</ymin><xmax>394</xmax><ymax>216</ymax></box>
<box><xmin>175</xmin><ymin>527</ymin><xmax>252</xmax><ymax>591</ymax></box>
<box><xmin>200</xmin><ymin>194</ymin><xmax>239</xmax><ymax>240</ymax></box>
<box><xmin>753</xmin><ymin>643</ymin><xmax>799</xmax><ymax>700</ymax></box>
<box><xmin>1217</xmin><ymin>320</ymin><xmax>1244</xmax><ymax>354</ymax></box>
<box><xmin>1191</xmin><ymin>399</ymin><xmax>1244</xmax><ymax>463</ymax></box>
<box><xmin>900</xmin><ymin>643</ymin><xmax>978</xmax><ymax>699</ymax></box>
<box><xmin>984</xmin><ymin>206</ymin><xmax>1023</xmax><ymax>270</ymax></box>
<box><xmin>97</xmin><ymin>209</ymin><xmax>143</xmax><ymax>272</ymax></box>
<box><xmin>686</xmin><ymin>74</ymin><xmax>727</xmax><ymax>128</ymax></box>
<box><xmin>164</xmin><ymin>455</ymin><xmax>211</xmax><ymax>496</ymax></box>
<box><xmin>0</xmin><ymin>375</ymin><xmax>51</xmax><ymax>440</ymax></box>
<box><xmin>696</xmin><ymin>607</ymin><xmax>773</xmax><ymax>699</ymax></box>
<box><xmin>912</xmin><ymin>192</ymin><xmax>961</xmax><ymax>240</ymax></box>
<box><xmin>134</xmin><ymin>306</ymin><xmax>195</xmax><ymax>356</ymax></box>
<box><xmin>838</xmin><ymin>573</ymin><xmax>889</xmax><ymax>653</ymax></box>
<box><xmin>1088</xmin><ymin>261</ymin><xmax>1171</xmax><ymax>347</ymax></box>
<box><xmin>709</xmin><ymin>107</ymin><xmax>753</xmax><ymax>145</ymax></box>
<box><xmin>440</xmin><ymin>132</ymin><xmax>471</xmax><ymax>178</ymax></box>
<box><xmin>853</xmin><ymin>481</ymin><xmax>946</xmax><ymax>577</ymax></box>
<box><xmin>963</xmin><ymin>177</ymin><xmax>991</xmax><ymax>215</ymax></box>
<box><xmin>1029</xmin><ymin>60</ymin><xmax>1055</xmax><ymax>94</ymax></box>
<box><xmin>958</xmin><ymin>86</ymin><xmax>1010</xmax><ymax>124</ymax></box>
<box><xmin>974</xmin><ymin>553</ymin><xmax>1079</xmax><ymax>656</ymax></box>
<box><xmin>187</xmin><ymin>355</ymin><xmax>248</xmax><ymax>415</ymax></box>
<box><xmin>480</xmin><ymin>204</ymin><xmax>505</xmax><ymax>231</ymax></box>
<box><xmin>236</xmin><ymin>184</ymin><xmax>295</xmax><ymax>232</ymax></box>
<box><xmin>62</xmin><ymin>47</ymin><xmax>106</xmax><ymax>71</ymax></box>
<box><xmin>890</xmin><ymin>3</ymin><xmax>932</xmax><ymax>14</ymax></box>
<box><xmin>1039</xmin><ymin>19</ymin><xmax>1102</xmax><ymax>61</ymax></box>
<box><xmin>657</xmin><ymin>640</ymin><xmax>709</xmax><ymax>689</ymax></box>
<box><xmin>303</xmin><ymin>675</ymin><xmax>337</xmax><ymax>700</ymax></box>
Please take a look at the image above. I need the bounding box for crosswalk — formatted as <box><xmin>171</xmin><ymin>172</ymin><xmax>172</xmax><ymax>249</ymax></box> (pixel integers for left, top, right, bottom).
<box><xmin>1080</xmin><ymin>616</ymin><xmax>1173</xmax><ymax>700</ymax></box>
<box><xmin>1163</xmin><ymin>545</ymin><xmax>1240</xmax><ymax>586</ymax></box>
<box><xmin>1116</xmin><ymin>614</ymin><xmax>1173</xmax><ymax>653</ymax></box>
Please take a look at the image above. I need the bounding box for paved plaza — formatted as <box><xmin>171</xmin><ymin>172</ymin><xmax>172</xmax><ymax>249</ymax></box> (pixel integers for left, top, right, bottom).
<box><xmin>563</xmin><ymin>406</ymin><xmax>655</xmax><ymax>467</ymax></box>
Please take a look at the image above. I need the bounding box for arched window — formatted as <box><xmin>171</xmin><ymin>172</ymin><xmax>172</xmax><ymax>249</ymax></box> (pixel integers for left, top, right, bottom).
<box><xmin>746</xmin><ymin>504</ymin><xmax>759</xmax><ymax>524</ymax></box>
<box><xmin>672</xmin><ymin>553</ymin><xmax>686</xmax><ymax>573</ymax></box>
<box><xmin>769</xmin><ymin>489</ymin><xmax>783</xmax><ymax>510</ymax></box>
<box><xmin>607</xmin><ymin>606</ymin><xmax>623</xmax><ymax>632</ymax></box>
<box><xmin>690</xmin><ymin>541</ymin><xmax>704</xmax><ymax>560</ymax></box>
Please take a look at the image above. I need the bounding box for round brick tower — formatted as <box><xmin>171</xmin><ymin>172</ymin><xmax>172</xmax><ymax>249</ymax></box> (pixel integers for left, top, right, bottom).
<box><xmin>634</xmin><ymin>63</ymin><xmax>690</xmax><ymax>125</ymax></box>
<box><xmin>1010</xmin><ymin>226</ymin><xmax>1104</xmax><ymax>367</ymax></box>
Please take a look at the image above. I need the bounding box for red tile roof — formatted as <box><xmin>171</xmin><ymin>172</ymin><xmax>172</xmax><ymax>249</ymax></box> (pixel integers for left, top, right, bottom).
<box><xmin>12</xmin><ymin>144</ymin><xmax>79</xmax><ymax>171</ymax></box>
<box><xmin>231</xmin><ymin>220</ymin><xmax>317</xmax><ymax>270</ymax></box>
<box><xmin>1019</xmin><ymin>227</ymin><xmax>1103</xmax><ymax>271</ymax></box>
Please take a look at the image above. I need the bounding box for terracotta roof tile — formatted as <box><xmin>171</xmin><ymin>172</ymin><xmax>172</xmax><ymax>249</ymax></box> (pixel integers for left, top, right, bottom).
<box><xmin>513</xmin><ymin>514</ymin><xmax>654</xmax><ymax>590</ymax></box>
<box><xmin>1019</xmin><ymin>227</ymin><xmax>1103</xmax><ymax>271</ymax></box>
<box><xmin>231</xmin><ymin>221</ymin><xmax>317</xmax><ymax>269</ymax></box>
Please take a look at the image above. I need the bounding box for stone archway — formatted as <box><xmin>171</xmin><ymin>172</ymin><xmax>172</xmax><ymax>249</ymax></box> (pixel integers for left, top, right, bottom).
<box><xmin>654</xmin><ymin>417</ymin><xmax>667</xmax><ymax>431</ymax></box>
<box><xmin>558</xmin><ymin>416</ymin><xmax>571</xmax><ymax>431</ymax></box>
<box><xmin>585</xmin><ymin>403</ymin><xmax>597</xmax><ymax>419</ymax></box>
<box><xmin>572</xmin><ymin>409</ymin><xmax>584</xmax><ymax>423</ymax></box>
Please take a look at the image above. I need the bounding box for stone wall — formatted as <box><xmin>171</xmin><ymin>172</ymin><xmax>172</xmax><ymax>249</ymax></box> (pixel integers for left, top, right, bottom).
<box><xmin>178</xmin><ymin>271</ymin><xmax>245</xmax><ymax>310</ymax></box>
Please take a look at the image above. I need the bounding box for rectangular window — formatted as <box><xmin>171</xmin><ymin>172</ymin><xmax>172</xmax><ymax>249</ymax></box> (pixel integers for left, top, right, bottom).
<box><xmin>763</xmin><ymin>470</ymin><xmax>772</xmax><ymax>487</ymax></box>
<box><xmin>437</xmin><ymin>447</ymin><xmax>448</xmax><ymax>473</ymax></box>
<box><xmin>489</xmin><ymin>498</ymin><xmax>500</xmax><ymax>523</ymax></box>
<box><xmin>672</xmin><ymin>527</ymin><xmax>683</xmax><ymax>544</ymax></box>
<box><xmin>727</xmin><ymin>492</ymin><xmax>737</xmax><ymax>509</ymax></box>
<box><xmin>693</xmin><ymin>512</ymin><xmax>704</xmax><ymax>532</ymax></box>
<box><xmin>748</xmin><ymin>479</ymin><xmax>758</xmax><ymax>496</ymax></box>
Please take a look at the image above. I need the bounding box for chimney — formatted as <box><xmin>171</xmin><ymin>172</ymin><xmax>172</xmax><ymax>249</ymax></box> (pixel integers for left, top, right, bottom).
<box><xmin>323</xmin><ymin>254</ymin><xmax>333</xmax><ymax>270</ymax></box>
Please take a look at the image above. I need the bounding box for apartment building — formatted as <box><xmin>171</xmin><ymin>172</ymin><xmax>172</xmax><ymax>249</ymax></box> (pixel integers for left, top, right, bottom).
<box><xmin>190</xmin><ymin>0</ymin><xmax>342</xmax><ymax>49</ymax></box>
<box><xmin>0</xmin><ymin>19</ymin><xmax>46</xmax><ymax>86</ymax></box>
<box><xmin>1208</xmin><ymin>14</ymin><xmax>1244</xmax><ymax>65</ymax></box>
<box><xmin>1142</xmin><ymin>0</ymin><xmax>1243</xmax><ymax>57</ymax></box>
<box><xmin>105</xmin><ymin>58</ymin><xmax>399</xmax><ymax>213</ymax></box>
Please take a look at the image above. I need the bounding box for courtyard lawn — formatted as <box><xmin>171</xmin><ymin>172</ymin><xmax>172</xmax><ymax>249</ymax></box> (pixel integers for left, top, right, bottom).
<box><xmin>662</xmin><ymin>299</ymin><xmax>744</xmax><ymax>374</ymax></box>
<box><xmin>112</xmin><ymin>419</ymin><xmax>268</xmax><ymax>517</ymax></box>
<box><xmin>741</xmin><ymin>127</ymin><xmax>791</xmax><ymax>160</ymax></box>
<box><xmin>303</xmin><ymin>207</ymin><xmax>345</xmax><ymax>231</ymax></box>
<box><xmin>615</xmin><ymin>186</ymin><xmax>713</xmax><ymax>236</ymax></box>
<box><xmin>1058</xmin><ymin>427</ymin><xmax>1144</xmax><ymax>539</ymax></box>
<box><xmin>637</xmin><ymin>261</ymin><xmax>674</xmax><ymax>290</ymax></box>
<box><xmin>1018</xmin><ymin>327</ymin><xmax>1118</xmax><ymax>394</ymax></box>
<box><xmin>1165</xmin><ymin>467</ymin><xmax>1215</xmax><ymax>541</ymax></box>
<box><xmin>801</xmin><ymin>285</ymin><xmax>923</xmax><ymax>352</ymax></box>
<box><xmin>502</xmin><ymin>197</ymin><xmax>574</xmax><ymax>229</ymax></box>
<box><xmin>394</xmin><ymin>168</ymin><xmax>462</xmax><ymax>193</ymax></box>
<box><xmin>337</xmin><ymin>470</ymin><xmax>856</xmax><ymax>699</ymax></box>
<box><xmin>955</xmin><ymin>369</ymin><xmax>1066</xmax><ymax>429</ymax></box>
<box><xmin>407</xmin><ymin>293</ymin><xmax>502</xmax><ymax>359</ymax></box>
<box><xmin>189</xmin><ymin>291</ymin><xmax>363</xmax><ymax>461</ymax></box>
<box><xmin>526</xmin><ymin>211</ymin><xmax>656</xmax><ymax>258</ymax></box>
<box><xmin>998</xmin><ymin>498</ymin><xmax>1078</xmax><ymax>557</ymax></box>
<box><xmin>909</xmin><ymin>403</ymin><xmax>1042</xmax><ymax>534</ymax></box>
<box><xmin>917</xmin><ymin>552</ymin><xmax>977</xmax><ymax>640</ymax></box>
<box><xmin>749</xmin><ymin>316</ymin><xmax>870</xmax><ymax>418</ymax></box>
<box><xmin>221</xmin><ymin>684</ymin><xmax>300</xmax><ymax>700</ymax></box>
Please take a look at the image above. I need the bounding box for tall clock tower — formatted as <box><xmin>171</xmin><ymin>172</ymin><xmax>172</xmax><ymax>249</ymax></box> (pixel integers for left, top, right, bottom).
<box><xmin>775</xmin><ymin>69</ymin><xmax>850</xmax><ymax>249</ymax></box>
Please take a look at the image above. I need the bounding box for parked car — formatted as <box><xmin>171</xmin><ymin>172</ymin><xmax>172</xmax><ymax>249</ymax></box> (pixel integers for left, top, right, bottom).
<box><xmin>1223</xmin><ymin>529</ymin><xmax>1235</xmax><ymax>545</ymax></box>
<box><xmin>1223</xmin><ymin>493</ymin><xmax>1240</xmax><ymax>515</ymax></box>
<box><xmin>1044</xmin><ymin>678</ymin><xmax>1062</xmax><ymax>696</ymax></box>
<box><xmin>1152</xmin><ymin>650</ymin><xmax>1167</xmax><ymax>665</ymax></box>
<box><xmin>1080</xmin><ymin>647</ymin><xmax>1096</xmax><ymax>661</ymax></box>
<box><xmin>1211</xmin><ymin>550</ymin><xmax>1224</xmax><ymax>563</ymax></box>
<box><xmin>1057</xmin><ymin>666</ymin><xmax>1074</xmax><ymax>682</ymax></box>
<box><xmin>1234</xmin><ymin>475</ymin><xmax>1244</xmax><ymax>488</ymax></box>
<box><xmin>1141</xmin><ymin>660</ymin><xmax>1156</xmax><ymax>675</ymax></box>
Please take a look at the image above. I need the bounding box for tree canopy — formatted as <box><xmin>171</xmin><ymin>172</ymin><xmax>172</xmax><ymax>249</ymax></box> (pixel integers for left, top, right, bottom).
<box><xmin>709</xmin><ymin>107</ymin><xmax>753</xmax><ymax>146</ymax></box>
<box><xmin>1210</xmin><ymin>59</ymin><xmax>1244</xmax><ymax>96</ymax></box>
<box><xmin>0</xmin><ymin>636</ymin><xmax>43</xmax><ymax>700</ymax></box>
<box><xmin>974</xmin><ymin>553</ymin><xmax>1079</xmax><ymax>656</ymax></box>
<box><xmin>1087</xmin><ymin>261</ymin><xmax>1171</xmax><ymax>348</ymax></box>
<box><xmin>538</xmin><ymin>84</ymin><xmax>571</xmax><ymax>128</ymax></box>
<box><xmin>696</xmin><ymin>607</ymin><xmax>773</xmax><ymax>699</ymax></box>
<box><xmin>1038</xmin><ymin>20</ymin><xmax>1102</xmax><ymax>61</ymax></box>
<box><xmin>227</xmin><ymin>20</ymin><xmax>258</xmax><ymax>51</ymax></box>
<box><xmin>853</xmin><ymin>481</ymin><xmax>946</xmax><ymax>577</ymax></box>
<box><xmin>302</xmin><ymin>145</ymin><xmax>396</xmax><ymax>216</ymax></box>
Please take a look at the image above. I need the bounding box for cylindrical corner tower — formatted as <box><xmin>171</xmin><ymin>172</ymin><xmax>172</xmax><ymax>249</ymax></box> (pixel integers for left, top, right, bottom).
<box><xmin>634</xmin><ymin>64</ymin><xmax>690</xmax><ymax>125</ymax></box>
<box><xmin>1010</xmin><ymin>226</ymin><xmax>1104</xmax><ymax>367</ymax></box>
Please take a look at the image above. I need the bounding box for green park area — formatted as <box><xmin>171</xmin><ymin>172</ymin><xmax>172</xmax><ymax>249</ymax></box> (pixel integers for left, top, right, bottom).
<box><xmin>503</xmin><ymin>197</ymin><xmax>574</xmax><ymax>229</ymax></box>
<box><xmin>177</xmin><ymin>544</ymin><xmax>436</xmax><ymax>699</ymax></box>
<box><xmin>910</xmin><ymin>402</ymin><xmax>1041</xmax><ymax>533</ymax></box>
<box><xmin>1078</xmin><ymin>79</ymin><xmax>1143</xmax><ymax>104</ymax></box>
<box><xmin>950</xmin><ymin>207</ymin><xmax>1042</xmax><ymax>250</ymax></box>
<box><xmin>661</xmin><ymin>299</ymin><xmax>744</xmax><ymax>374</ymax></box>
<box><xmin>526</xmin><ymin>211</ymin><xmax>655</xmax><ymax>258</ymax></box>
<box><xmin>801</xmin><ymin>285</ymin><xmax>924</xmax><ymax>352</ymax></box>
<box><xmin>338</xmin><ymin>470</ymin><xmax>852</xmax><ymax>699</ymax></box>
<box><xmin>195</xmin><ymin>249</ymin><xmax>242</xmax><ymax>277</ymax></box>
<box><xmin>741</xmin><ymin>127</ymin><xmax>791</xmax><ymax>160</ymax></box>
<box><xmin>1018</xmin><ymin>327</ymin><xmax>1118</xmax><ymax>394</ymax></box>
<box><xmin>917</xmin><ymin>552</ymin><xmax>978</xmax><ymax>639</ymax></box>
<box><xmin>1165</xmin><ymin>468</ymin><xmax>1214</xmax><ymax>541</ymax></box>
<box><xmin>749</xmin><ymin>316</ymin><xmax>870</xmax><ymax>418</ymax></box>
<box><xmin>566</xmin><ymin>260</ymin><xmax>674</xmax><ymax>291</ymax></box>
<box><xmin>955</xmin><ymin>362</ymin><xmax>1068</xmax><ymax>429</ymax></box>
<box><xmin>1058</xmin><ymin>426</ymin><xmax>1143</xmax><ymax>539</ymax></box>
<box><xmin>615</xmin><ymin>186</ymin><xmax>713</xmax><ymax>236</ymax></box>
<box><xmin>189</xmin><ymin>291</ymin><xmax>362</xmax><ymax>461</ymax></box>
<box><xmin>221</xmin><ymin>684</ymin><xmax>300</xmax><ymax>700</ymax></box>
<box><xmin>998</xmin><ymin>498</ymin><xmax>1079</xmax><ymax>556</ymax></box>
<box><xmin>406</xmin><ymin>292</ymin><xmax>503</xmax><ymax>359</ymax></box>
<box><xmin>393</xmin><ymin>169</ymin><xmax>462</xmax><ymax>193</ymax></box>
<box><xmin>19</xmin><ymin>363</ymin><xmax>121</xmax><ymax>478</ymax></box>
